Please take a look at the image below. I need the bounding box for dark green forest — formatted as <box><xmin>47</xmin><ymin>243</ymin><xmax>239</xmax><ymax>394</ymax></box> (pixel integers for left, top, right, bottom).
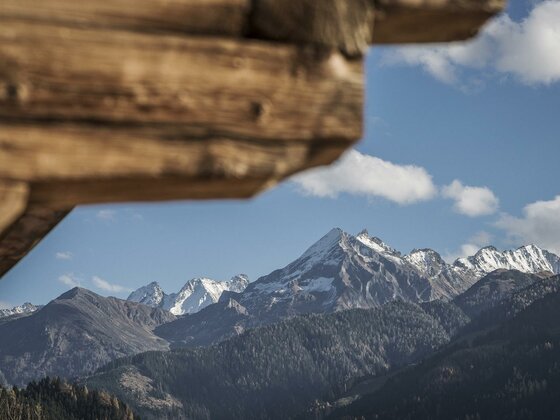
<box><xmin>332</xmin><ymin>289</ymin><xmax>560</xmax><ymax>420</ymax></box>
<box><xmin>88</xmin><ymin>301</ymin><xmax>464</xmax><ymax>419</ymax></box>
<box><xmin>0</xmin><ymin>377</ymin><xmax>137</xmax><ymax>420</ymax></box>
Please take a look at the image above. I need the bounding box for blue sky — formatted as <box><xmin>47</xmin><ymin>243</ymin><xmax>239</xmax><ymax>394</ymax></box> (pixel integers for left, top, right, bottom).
<box><xmin>1</xmin><ymin>0</ymin><xmax>560</xmax><ymax>308</ymax></box>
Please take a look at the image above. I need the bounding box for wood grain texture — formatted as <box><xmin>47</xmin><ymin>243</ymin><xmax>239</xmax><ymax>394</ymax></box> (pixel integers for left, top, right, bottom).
<box><xmin>249</xmin><ymin>0</ymin><xmax>376</xmax><ymax>57</ymax></box>
<box><xmin>0</xmin><ymin>21</ymin><xmax>363</xmax><ymax>142</ymax></box>
<box><xmin>0</xmin><ymin>181</ymin><xmax>29</xmax><ymax>235</ymax></box>
<box><xmin>373</xmin><ymin>0</ymin><xmax>506</xmax><ymax>43</ymax></box>
<box><xmin>0</xmin><ymin>205</ymin><xmax>69</xmax><ymax>277</ymax></box>
<box><xmin>0</xmin><ymin>0</ymin><xmax>249</xmax><ymax>36</ymax></box>
<box><xmin>0</xmin><ymin>123</ymin><xmax>350</xmax><ymax>206</ymax></box>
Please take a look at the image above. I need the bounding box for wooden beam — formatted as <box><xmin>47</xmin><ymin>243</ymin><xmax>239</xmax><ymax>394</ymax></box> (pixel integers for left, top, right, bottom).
<box><xmin>0</xmin><ymin>204</ymin><xmax>69</xmax><ymax>277</ymax></box>
<box><xmin>0</xmin><ymin>181</ymin><xmax>29</xmax><ymax>236</ymax></box>
<box><xmin>249</xmin><ymin>0</ymin><xmax>376</xmax><ymax>58</ymax></box>
<box><xmin>0</xmin><ymin>0</ymin><xmax>250</xmax><ymax>37</ymax></box>
<box><xmin>0</xmin><ymin>22</ymin><xmax>363</xmax><ymax>142</ymax></box>
<box><xmin>373</xmin><ymin>0</ymin><xmax>505</xmax><ymax>44</ymax></box>
<box><xmin>0</xmin><ymin>0</ymin><xmax>506</xmax><ymax>278</ymax></box>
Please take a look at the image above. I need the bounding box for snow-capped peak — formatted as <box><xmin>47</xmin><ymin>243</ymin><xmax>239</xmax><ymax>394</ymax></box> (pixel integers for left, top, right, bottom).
<box><xmin>229</xmin><ymin>274</ymin><xmax>250</xmax><ymax>292</ymax></box>
<box><xmin>300</xmin><ymin>228</ymin><xmax>345</xmax><ymax>259</ymax></box>
<box><xmin>356</xmin><ymin>229</ymin><xmax>400</xmax><ymax>256</ymax></box>
<box><xmin>454</xmin><ymin>243</ymin><xmax>558</xmax><ymax>277</ymax></box>
<box><xmin>0</xmin><ymin>302</ymin><xmax>39</xmax><ymax>319</ymax></box>
<box><xmin>127</xmin><ymin>281</ymin><xmax>165</xmax><ymax>307</ymax></box>
<box><xmin>127</xmin><ymin>275</ymin><xmax>250</xmax><ymax>315</ymax></box>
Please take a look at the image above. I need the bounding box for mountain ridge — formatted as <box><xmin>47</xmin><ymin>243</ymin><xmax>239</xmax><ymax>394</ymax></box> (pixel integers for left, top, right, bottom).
<box><xmin>127</xmin><ymin>275</ymin><xmax>249</xmax><ymax>315</ymax></box>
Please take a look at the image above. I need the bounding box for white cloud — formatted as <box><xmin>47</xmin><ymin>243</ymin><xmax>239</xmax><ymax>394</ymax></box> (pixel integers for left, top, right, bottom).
<box><xmin>96</xmin><ymin>209</ymin><xmax>116</xmax><ymax>221</ymax></box>
<box><xmin>292</xmin><ymin>149</ymin><xmax>437</xmax><ymax>205</ymax></box>
<box><xmin>58</xmin><ymin>273</ymin><xmax>81</xmax><ymax>288</ymax></box>
<box><xmin>442</xmin><ymin>180</ymin><xmax>499</xmax><ymax>217</ymax></box>
<box><xmin>382</xmin><ymin>1</ymin><xmax>560</xmax><ymax>86</ymax></box>
<box><xmin>92</xmin><ymin>276</ymin><xmax>131</xmax><ymax>294</ymax></box>
<box><xmin>495</xmin><ymin>195</ymin><xmax>560</xmax><ymax>254</ymax></box>
<box><xmin>55</xmin><ymin>251</ymin><xmax>73</xmax><ymax>260</ymax></box>
<box><xmin>444</xmin><ymin>230</ymin><xmax>494</xmax><ymax>262</ymax></box>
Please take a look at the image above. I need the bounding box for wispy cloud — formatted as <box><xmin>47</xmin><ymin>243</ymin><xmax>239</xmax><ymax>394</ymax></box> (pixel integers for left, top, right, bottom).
<box><xmin>96</xmin><ymin>209</ymin><xmax>116</xmax><ymax>221</ymax></box>
<box><xmin>55</xmin><ymin>251</ymin><xmax>73</xmax><ymax>260</ymax></box>
<box><xmin>381</xmin><ymin>1</ymin><xmax>560</xmax><ymax>87</ymax></box>
<box><xmin>92</xmin><ymin>276</ymin><xmax>131</xmax><ymax>294</ymax></box>
<box><xmin>442</xmin><ymin>180</ymin><xmax>499</xmax><ymax>217</ymax></box>
<box><xmin>58</xmin><ymin>273</ymin><xmax>81</xmax><ymax>288</ymax></box>
<box><xmin>292</xmin><ymin>149</ymin><xmax>437</xmax><ymax>205</ymax></box>
<box><xmin>444</xmin><ymin>231</ymin><xmax>494</xmax><ymax>263</ymax></box>
<box><xmin>496</xmin><ymin>195</ymin><xmax>560</xmax><ymax>254</ymax></box>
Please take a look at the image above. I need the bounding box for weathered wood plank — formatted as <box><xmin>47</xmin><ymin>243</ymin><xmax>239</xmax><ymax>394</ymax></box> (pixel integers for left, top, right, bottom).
<box><xmin>0</xmin><ymin>0</ymin><xmax>249</xmax><ymax>36</ymax></box>
<box><xmin>0</xmin><ymin>181</ymin><xmax>29</xmax><ymax>236</ymax></box>
<box><xmin>373</xmin><ymin>0</ymin><xmax>505</xmax><ymax>44</ymax></box>
<box><xmin>0</xmin><ymin>205</ymin><xmax>69</xmax><ymax>277</ymax></box>
<box><xmin>249</xmin><ymin>0</ymin><xmax>376</xmax><ymax>58</ymax></box>
<box><xmin>0</xmin><ymin>123</ymin><xmax>350</xmax><ymax>203</ymax></box>
<box><xmin>0</xmin><ymin>22</ymin><xmax>363</xmax><ymax>142</ymax></box>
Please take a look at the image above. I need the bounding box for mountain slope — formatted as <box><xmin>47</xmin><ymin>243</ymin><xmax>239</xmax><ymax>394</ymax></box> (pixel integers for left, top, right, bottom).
<box><xmin>127</xmin><ymin>275</ymin><xmax>249</xmax><ymax>315</ymax></box>
<box><xmin>88</xmin><ymin>302</ymin><xmax>454</xmax><ymax>420</ymax></box>
<box><xmin>0</xmin><ymin>288</ymin><xmax>175</xmax><ymax>386</ymax></box>
<box><xmin>453</xmin><ymin>269</ymin><xmax>547</xmax><ymax>318</ymax></box>
<box><xmin>0</xmin><ymin>377</ymin><xmax>138</xmax><ymax>420</ymax></box>
<box><xmin>155</xmin><ymin>229</ymin><xmax>560</xmax><ymax>348</ymax></box>
<box><xmin>332</xmin><ymin>287</ymin><xmax>560</xmax><ymax>420</ymax></box>
<box><xmin>453</xmin><ymin>244</ymin><xmax>560</xmax><ymax>279</ymax></box>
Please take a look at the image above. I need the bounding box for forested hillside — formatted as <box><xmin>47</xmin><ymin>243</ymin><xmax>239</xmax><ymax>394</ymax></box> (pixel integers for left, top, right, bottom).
<box><xmin>0</xmin><ymin>377</ymin><xmax>136</xmax><ymax>420</ymax></box>
<box><xmin>331</xmin><ymin>289</ymin><xmax>560</xmax><ymax>419</ymax></box>
<box><xmin>88</xmin><ymin>301</ymin><xmax>463</xmax><ymax>419</ymax></box>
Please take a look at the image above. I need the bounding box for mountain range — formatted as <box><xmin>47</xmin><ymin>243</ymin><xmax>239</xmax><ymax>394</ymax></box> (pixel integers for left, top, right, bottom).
<box><xmin>0</xmin><ymin>302</ymin><xmax>39</xmax><ymax>320</ymax></box>
<box><xmin>1</xmin><ymin>227</ymin><xmax>560</xmax><ymax>418</ymax></box>
<box><xmin>88</xmin><ymin>272</ymin><xmax>560</xmax><ymax>419</ymax></box>
<box><xmin>127</xmin><ymin>275</ymin><xmax>249</xmax><ymax>315</ymax></box>
<box><xmin>0</xmin><ymin>288</ymin><xmax>175</xmax><ymax>386</ymax></box>
<box><xmin>151</xmin><ymin>228</ymin><xmax>560</xmax><ymax>347</ymax></box>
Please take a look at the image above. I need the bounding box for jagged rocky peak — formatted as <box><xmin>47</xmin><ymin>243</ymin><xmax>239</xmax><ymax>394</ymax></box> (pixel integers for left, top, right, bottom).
<box><xmin>356</xmin><ymin>229</ymin><xmax>400</xmax><ymax>256</ymax></box>
<box><xmin>229</xmin><ymin>274</ymin><xmax>250</xmax><ymax>292</ymax></box>
<box><xmin>454</xmin><ymin>243</ymin><xmax>559</xmax><ymax>276</ymax></box>
<box><xmin>127</xmin><ymin>275</ymin><xmax>251</xmax><ymax>316</ymax></box>
<box><xmin>404</xmin><ymin>248</ymin><xmax>446</xmax><ymax>278</ymax></box>
<box><xmin>127</xmin><ymin>281</ymin><xmax>165</xmax><ymax>307</ymax></box>
<box><xmin>0</xmin><ymin>302</ymin><xmax>39</xmax><ymax>319</ymax></box>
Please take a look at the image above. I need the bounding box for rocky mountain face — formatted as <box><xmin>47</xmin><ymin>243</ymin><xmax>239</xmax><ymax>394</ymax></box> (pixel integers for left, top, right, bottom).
<box><xmin>158</xmin><ymin>229</ymin><xmax>560</xmax><ymax>348</ymax></box>
<box><xmin>0</xmin><ymin>288</ymin><xmax>175</xmax><ymax>386</ymax></box>
<box><xmin>240</xmin><ymin>228</ymin><xmax>559</xmax><ymax>313</ymax></box>
<box><xmin>0</xmin><ymin>302</ymin><xmax>39</xmax><ymax>320</ymax></box>
<box><xmin>453</xmin><ymin>269</ymin><xmax>549</xmax><ymax>318</ymax></box>
<box><xmin>331</xmin><ymin>284</ymin><xmax>560</xmax><ymax>420</ymax></box>
<box><xmin>127</xmin><ymin>275</ymin><xmax>249</xmax><ymax>315</ymax></box>
<box><xmin>453</xmin><ymin>244</ymin><xmax>560</xmax><ymax>279</ymax></box>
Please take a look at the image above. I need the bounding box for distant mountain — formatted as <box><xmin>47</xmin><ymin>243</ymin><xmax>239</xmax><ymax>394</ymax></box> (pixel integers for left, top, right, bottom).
<box><xmin>127</xmin><ymin>275</ymin><xmax>249</xmax><ymax>315</ymax></box>
<box><xmin>155</xmin><ymin>229</ymin><xmax>560</xmax><ymax>348</ymax></box>
<box><xmin>87</xmin><ymin>301</ymin><xmax>458</xmax><ymax>420</ymax></box>
<box><xmin>453</xmin><ymin>269</ymin><xmax>549</xmax><ymax>318</ymax></box>
<box><xmin>453</xmin><ymin>244</ymin><xmax>560</xmax><ymax>279</ymax></box>
<box><xmin>238</xmin><ymin>228</ymin><xmax>559</xmax><ymax>314</ymax></box>
<box><xmin>0</xmin><ymin>288</ymin><xmax>175</xmax><ymax>386</ymax></box>
<box><xmin>463</xmin><ymin>274</ymin><xmax>560</xmax><ymax>335</ymax></box>
<box><xmin>331</xmin><ymin>286</ymin><xmax>560</xmax><ymax>420</ymax></box>
<box><xmin>0</xmin><ymin>302</ymin><xmax>39</xmax><ymax>319</ymax></box>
